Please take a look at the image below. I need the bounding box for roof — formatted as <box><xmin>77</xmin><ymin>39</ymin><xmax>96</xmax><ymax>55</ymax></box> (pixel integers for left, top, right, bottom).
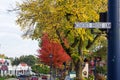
<box><xmin>0</xmin><ymin>59</ymin><xmax>4</xmax><ymax>64</ymax></box>
<box><xmin>19</xmin><ymin>62</ymin><xmax>28</xmax><ymax>67</ymax></box>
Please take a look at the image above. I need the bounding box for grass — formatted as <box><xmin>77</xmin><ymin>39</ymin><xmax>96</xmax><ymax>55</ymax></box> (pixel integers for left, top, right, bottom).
<box><xmin>0</xmin><ymin>77</ymin><xmax>6</xmax><ymax>80</ymax></box>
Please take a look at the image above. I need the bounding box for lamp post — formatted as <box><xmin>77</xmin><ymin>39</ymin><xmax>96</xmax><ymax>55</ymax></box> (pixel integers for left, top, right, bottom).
<box><xmin>49</xmin><ymin>53</ymin><xmax>53</xmax><ymax>80</ymax></box>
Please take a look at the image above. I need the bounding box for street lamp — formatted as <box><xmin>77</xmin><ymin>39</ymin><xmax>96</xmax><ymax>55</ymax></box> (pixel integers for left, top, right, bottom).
<box><xmin>49</xmin><ymin>53</ymin><xmax>53</xmax><ymax>80</ymax></box>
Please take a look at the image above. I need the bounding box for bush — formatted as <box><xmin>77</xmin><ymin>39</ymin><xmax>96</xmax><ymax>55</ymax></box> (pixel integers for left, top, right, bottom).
<box><xmin>73</xmin><ymin>77</ymin><xmax>85</xmax><ymax>80</ymax></box>
<box><xmin>84</xmin><ymin>74</ymin><xmax>106</xmax><ymax>80</ymax></box>
<box><xmin>11</xmin><ymin>75</ymin><xmax>15</xmax><ymax>78</ymax></box>
<box><xmin>0</xmin><ymin>77</ymin><xmax>6</xmax><ymax>80</ymax></box>
<box><xmin>96</xmin><ymin>66</ymin><xmax>107</xmax><ymax>75</ymax></box>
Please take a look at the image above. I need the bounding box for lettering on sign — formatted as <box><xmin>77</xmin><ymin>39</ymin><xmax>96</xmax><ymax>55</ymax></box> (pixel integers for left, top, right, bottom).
<box><xmin>75</xmin><ymin>22</ymin><xmax>111</xmax><ymax>28</ymax></box>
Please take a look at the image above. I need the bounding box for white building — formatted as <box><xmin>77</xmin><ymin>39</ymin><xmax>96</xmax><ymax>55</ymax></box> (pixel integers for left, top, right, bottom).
<box><xmin>0</xmin><ymin>58</ymin><xmax>32</xmax><ymax>76</ymax></box>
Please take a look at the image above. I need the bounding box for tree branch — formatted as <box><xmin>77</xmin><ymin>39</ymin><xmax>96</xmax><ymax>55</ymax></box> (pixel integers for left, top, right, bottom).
<box><xmin>71</xmin><ymin>37</ymin><xmax>79</xmax><ymax>48</ymax></box>
<box><xmin>86</xmin><ymin>34</ymin><xmax>101</xmax><ymax>49</ymax></box>
<box><xmin>55</xmin><ymin>29</ymin><xmax>71</xmax><ymax>56</ymax></box>
<box><xmin>64</xmin><ymin>30</ymin><xmax>70</xmax><ymax>38</ymax></box>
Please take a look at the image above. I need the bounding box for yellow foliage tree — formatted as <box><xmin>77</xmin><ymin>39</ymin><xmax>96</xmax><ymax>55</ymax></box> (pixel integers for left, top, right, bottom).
<box><xmin>16</xmin><ymin>0</ymin><xmax>107</xmax><ymax>79</ymax></box>
<box><xmin>0</xmin><ymin>54</ymin><xmax>5</xmax><ymax>59</ymax></box>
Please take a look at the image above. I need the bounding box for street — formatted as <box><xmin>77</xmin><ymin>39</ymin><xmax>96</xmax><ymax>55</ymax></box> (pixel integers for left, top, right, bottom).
<box><xmin>5</xmin><ymin>77</ymin><xmax>42</xmax><ymax>80</ymax></box>
<box><xmin>5</xmin><ymin>78</ymin><xmax>18</xmax><ymax>80</ymax></box>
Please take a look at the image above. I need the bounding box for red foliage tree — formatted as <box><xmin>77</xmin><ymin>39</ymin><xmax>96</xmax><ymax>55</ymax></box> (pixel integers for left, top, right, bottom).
<box><xmin>38</xmin><ymin>34</ymin><xmax>71</xmax><ymax>68</ymax></box>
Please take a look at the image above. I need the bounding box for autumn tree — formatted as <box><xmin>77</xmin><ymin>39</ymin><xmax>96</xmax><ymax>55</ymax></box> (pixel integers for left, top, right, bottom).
<box><xmin>16</xmin><ymin>0</ymin><xmax>107</xmax><ymax>79</ymax></box>
<box><xmin>0</xmin><ymin>54</ymin><xmax>5</xmax><ymax>59</ymax></box>
<box><xmin>38</xmin><ymin>33</ymin><xmax>71</xmax><ymax>68</ymax></box>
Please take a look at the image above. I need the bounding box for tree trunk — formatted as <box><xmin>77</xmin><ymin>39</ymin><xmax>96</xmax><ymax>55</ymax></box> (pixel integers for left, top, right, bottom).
<box><xmin>74</xmin><ymin>60</ymin><xmax>84</xmax><ymax>80</ymax></box>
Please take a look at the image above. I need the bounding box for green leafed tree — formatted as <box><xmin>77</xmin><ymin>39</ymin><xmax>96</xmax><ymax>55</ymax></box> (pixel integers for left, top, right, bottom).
<box><xmin>31</xmin><ymin>64</ymin><xmax>50</xmax><ymax>74</ymax></box>
<box><xmin>16</xmin><ymin>0</ymin><xmax>107</xmax><ymax>79</ymax></box>
<box><xmin>12</xmin><ymin>55</ymin><xmax>37</xmax><ymax>66</ymax></box>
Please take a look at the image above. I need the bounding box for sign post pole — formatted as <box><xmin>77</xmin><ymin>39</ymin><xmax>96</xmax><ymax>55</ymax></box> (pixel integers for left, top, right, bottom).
<box><xmin>108</xmin><ymin>0</ymin><xmax>120</xmax><ymax>80</ymax></box>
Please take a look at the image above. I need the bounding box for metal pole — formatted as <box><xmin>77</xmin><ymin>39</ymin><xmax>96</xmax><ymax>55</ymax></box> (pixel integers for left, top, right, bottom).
<box><xmin>108</xmin><ymin>0</ymin><xmax>120</xmax><ymax>80</ymax></box>
<box><xmin>50</xmin><ymin>59</ymin><xmax>52</xmax><ymax>80</ymax></box>
<box><xmin>94</xmin><ymin>59</ymin><xmax>97</xmax><ymax>80</ymax></box>
<box><xmin>49</xmin><ymin>54</ymin><xmax>53</xmax><ymax>80</ymax></box>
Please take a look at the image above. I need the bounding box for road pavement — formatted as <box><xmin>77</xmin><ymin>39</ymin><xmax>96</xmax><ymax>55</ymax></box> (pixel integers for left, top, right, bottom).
<box><xmin>5</xmin><ymin>77</ymin><xmax>42</xmax><ymax>80</ymax></box>
<box><xmin>5</xmin><ymin>78</ymin><xmax>18</xmax><ymax>80</ymax></box>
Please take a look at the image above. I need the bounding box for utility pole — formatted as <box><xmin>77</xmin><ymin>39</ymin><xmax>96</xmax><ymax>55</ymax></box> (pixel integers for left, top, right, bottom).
<box><xmin>108</xmin><ymin>0</ymin><xmax>120</xmax><ymax>80</ymax></box>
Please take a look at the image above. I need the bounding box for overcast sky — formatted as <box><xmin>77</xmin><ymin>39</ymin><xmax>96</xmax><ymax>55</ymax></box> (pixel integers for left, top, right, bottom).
<box><xmin>0</xmin><ymin>0</ymin><xmax>39</xmax><ymax>58</ymax></box>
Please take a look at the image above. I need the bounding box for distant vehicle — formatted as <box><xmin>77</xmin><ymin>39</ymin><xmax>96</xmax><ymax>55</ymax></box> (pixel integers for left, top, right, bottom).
<box><xmin>31</xmin><ymin>76</ymin><xmax>38</xmax><ymax>80</ymax></box>
<box><xmin>41</xmin><ymin>75</ymin><xmax>47</xmax><ymax>80</ymax></box>
<box><xmin>17</xmin><ymin>75</ymin><xmax>29</xmax><ymax>80</ymax></box>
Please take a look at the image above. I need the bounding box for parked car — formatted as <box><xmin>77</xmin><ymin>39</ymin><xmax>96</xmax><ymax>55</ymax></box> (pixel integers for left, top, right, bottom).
<box><xmin>41</xmin><ymin>75</ymin><xmax>47</xmax><ymax>80</ymax></box>
<box><xmin>31</xmin><ymin>76</ymin><xmax>38</xmax><ymax>80</ymax></box>
<box><xmin>17</xmin><ymin>75</ymin><xmax>29</xmax><ymax>80</ymax></box>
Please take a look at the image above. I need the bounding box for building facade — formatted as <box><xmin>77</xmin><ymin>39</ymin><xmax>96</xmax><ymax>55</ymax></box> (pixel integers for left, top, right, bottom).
<box><xmin>0</xmin><ymin>58</ymin><xmax>32</xmax><ymax>76</ymax></box>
